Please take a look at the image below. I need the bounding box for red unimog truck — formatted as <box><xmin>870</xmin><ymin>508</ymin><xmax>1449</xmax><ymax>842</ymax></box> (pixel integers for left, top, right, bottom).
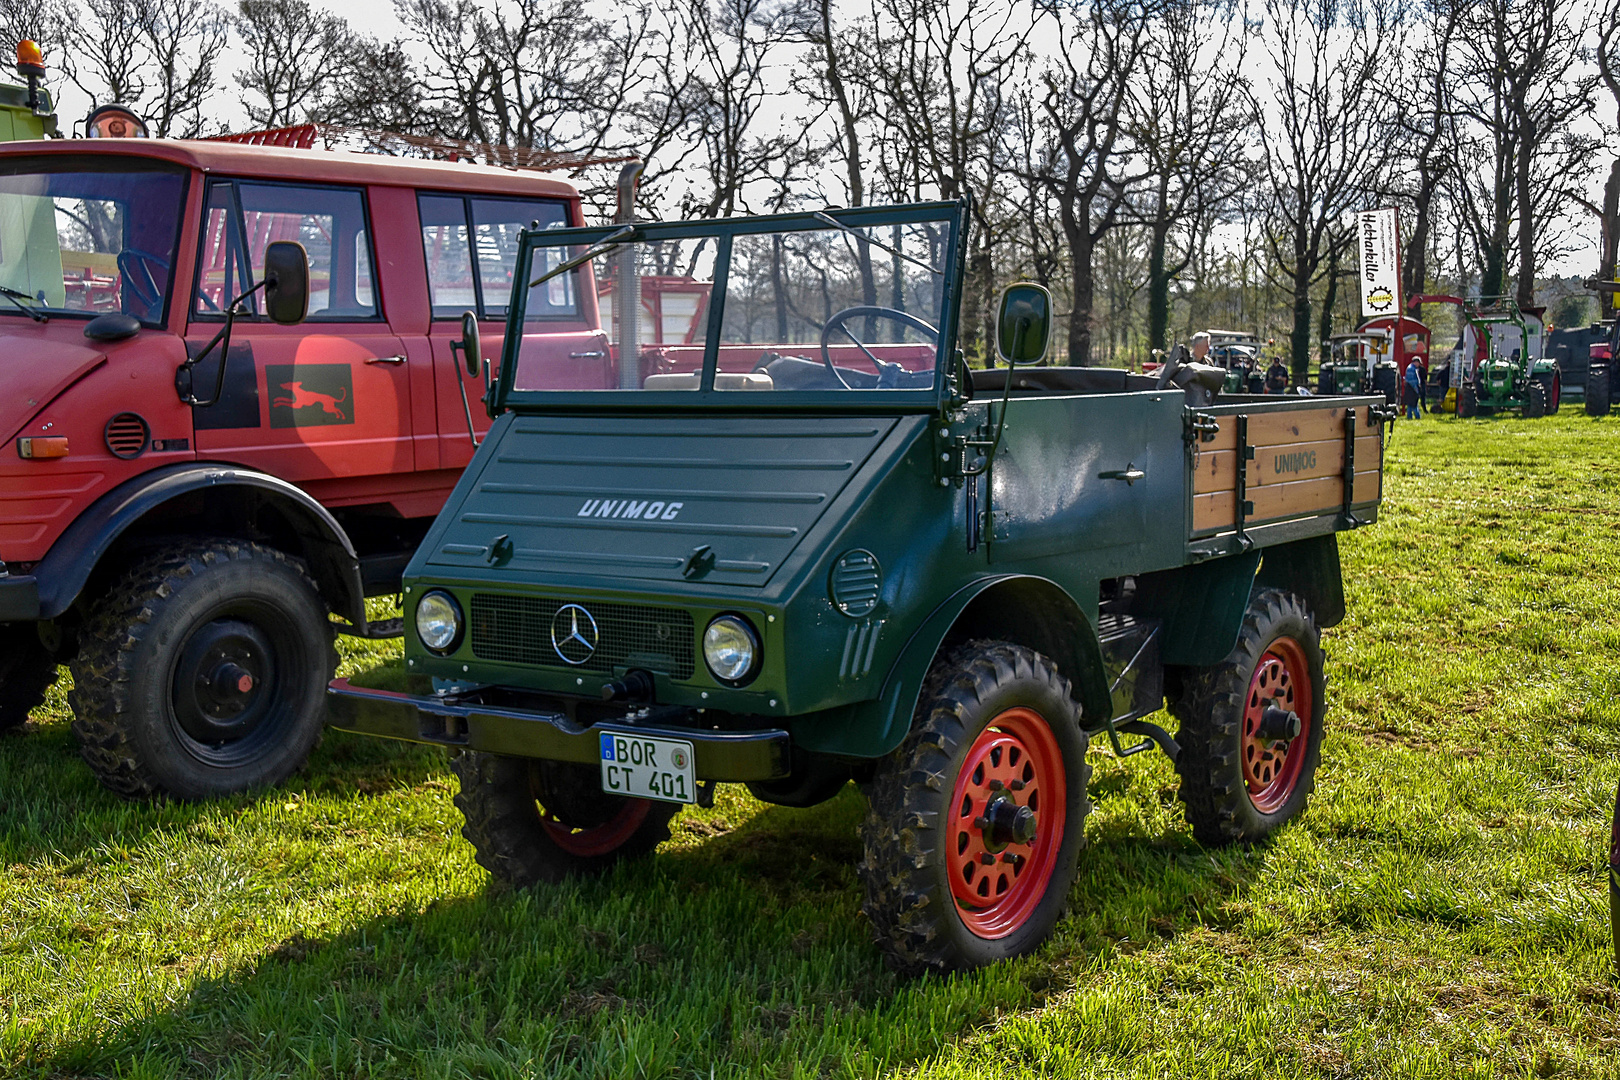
<box><xmin>0</xmin><ymin>137</ymin><xmax>600</xmax><ymax>798</ymax></box>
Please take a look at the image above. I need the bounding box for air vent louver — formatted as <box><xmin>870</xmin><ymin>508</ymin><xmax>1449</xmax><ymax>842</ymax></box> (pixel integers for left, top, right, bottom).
<box><xmin>830</xmin><ymin>549</ymin><xmax>882</xmax><ymax>617</ymax></box>
<box><xmin>104</xmin><ymin>413</ymin><xmax>150</xmax><ymax>459</ymax></box>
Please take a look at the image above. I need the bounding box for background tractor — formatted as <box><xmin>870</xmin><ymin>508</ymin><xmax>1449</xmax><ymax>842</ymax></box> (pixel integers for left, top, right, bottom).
<box><xmin>1318</xmin><ymin>330</ymin><xmax>1400</xmax><ymax>405</ymax></box>
<box><xmin>1411</xmin><ymin>295</ymin><xmax>1558</xmax><ymax>418</ymax></box>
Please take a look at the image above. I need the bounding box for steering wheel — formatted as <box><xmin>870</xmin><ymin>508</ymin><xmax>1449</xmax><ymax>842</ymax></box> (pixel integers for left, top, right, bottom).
<box><xmin>819</xmin><ymin>305</ymin><xmax>939</xmax><ymax>389</ymax></box>
<box><xmin>118</xmin><ymin>248</ymin><xmax>171</xmax><ymax>312</ymax></box>
<box><xmin>1156</xmin><ymin>343</ymin><xmax>1188</xmax><ymax>390</ymax></box>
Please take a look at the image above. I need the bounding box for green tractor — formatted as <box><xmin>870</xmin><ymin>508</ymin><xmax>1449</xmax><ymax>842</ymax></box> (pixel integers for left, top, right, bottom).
<box><xmin>1412</xmin><ymin>294</ymin><xmax>1559</xmax><ymax>418</ymax></box>
<box><xmin>1318</xmin><ymin>331</ymin><xmax>1400</xmax><ymax>405</ymax></box>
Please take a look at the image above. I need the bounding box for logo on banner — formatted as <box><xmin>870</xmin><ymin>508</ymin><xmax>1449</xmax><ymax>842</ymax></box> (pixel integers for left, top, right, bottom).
<box><xmin>1358</xmin><ymin>208</ymin><xmax>1401</xmax><ymax>319</ymax></box>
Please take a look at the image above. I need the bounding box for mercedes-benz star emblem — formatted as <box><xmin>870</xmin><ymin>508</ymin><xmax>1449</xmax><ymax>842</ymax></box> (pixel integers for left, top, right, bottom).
<box><xmin>550</xmin><ymin>603</ymin><xmax>599</xmax><ymax>665</ymax></box>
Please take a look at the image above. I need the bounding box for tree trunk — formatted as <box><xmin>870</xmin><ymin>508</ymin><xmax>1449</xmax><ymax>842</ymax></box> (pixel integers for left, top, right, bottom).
<box><xmin>1318</xmin><ymin>243</ymin><xmax>1341</xmax><ymax>372</ymax></box>
<box><xmin>1069</xmin><ymin>229</ymin><xmax>1095</xmax><ymax>366</ymax></box>
<box><xmin>1515</xmin><ymin>113</ymin><xmax>1536</xmax><ymax>308</ymax></box>
<box><xmin>1289</xmin><ymin>263</ymin><xmax>1313</xmax><ymax>385</ymax></box>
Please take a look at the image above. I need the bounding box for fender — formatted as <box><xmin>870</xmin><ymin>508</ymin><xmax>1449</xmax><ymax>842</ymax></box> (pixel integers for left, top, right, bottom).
<box><xmin>789</xmin><ymin>574</ymin><xmax>1111</xmax><ymax>759</ymax></box>
<box><xmin>29</xmin><ymin>462</ymin><xmax>366</xmax><ymax>628</ymax></box>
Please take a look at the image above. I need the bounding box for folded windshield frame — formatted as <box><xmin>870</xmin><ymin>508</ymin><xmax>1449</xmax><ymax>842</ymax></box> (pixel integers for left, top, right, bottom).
<box><xmin>494</xmin><ymin>200</ymin><xmax>968</xmax><ymax>413</ymax></box>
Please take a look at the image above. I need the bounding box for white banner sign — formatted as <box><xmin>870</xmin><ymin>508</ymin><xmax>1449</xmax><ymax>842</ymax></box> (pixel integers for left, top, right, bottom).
<box><xmin>1357</xmin><ymin>207</ymin><xmax>1401</xmax><ymax>319</ymax></box>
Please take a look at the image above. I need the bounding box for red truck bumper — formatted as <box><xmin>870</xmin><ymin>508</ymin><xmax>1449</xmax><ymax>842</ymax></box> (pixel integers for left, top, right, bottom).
<box><xmin>326</xmin><ymin>678</ymin><xmax>792</xmax><ymax>781</ymax></box>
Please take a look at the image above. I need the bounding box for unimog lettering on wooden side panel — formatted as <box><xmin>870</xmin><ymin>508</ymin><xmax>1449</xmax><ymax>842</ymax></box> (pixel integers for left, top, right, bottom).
<box><xmin>326</xmin><ymin>200</ymin><xmax>1389</xmax><ymax>974</ymax></box>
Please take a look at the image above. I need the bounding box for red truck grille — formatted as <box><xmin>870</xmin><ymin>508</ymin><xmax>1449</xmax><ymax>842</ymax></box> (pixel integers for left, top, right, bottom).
<box><xmin>468</xmin><ymin>593</ymin><xmax>695</xmax><ymax>680</ymax></box>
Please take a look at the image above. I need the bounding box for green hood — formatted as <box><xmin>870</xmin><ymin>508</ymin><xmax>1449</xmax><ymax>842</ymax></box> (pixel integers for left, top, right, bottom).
<box><xmin>425</xmin><ymin>413</ymin><xmax>900</xmax><ymax>588</ymax></box>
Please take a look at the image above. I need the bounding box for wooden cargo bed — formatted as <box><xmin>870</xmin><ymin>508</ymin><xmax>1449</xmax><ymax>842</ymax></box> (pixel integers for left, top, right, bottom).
<box><xmin>1185</xmin><ymin>395</ymin><xmax>1388</xmax><ymax>555</ymax></box>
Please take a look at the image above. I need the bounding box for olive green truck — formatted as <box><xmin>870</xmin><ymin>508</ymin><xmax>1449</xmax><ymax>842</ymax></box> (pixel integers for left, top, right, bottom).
<box><xmin>326</xmin><ymin>201</ymin><xmax>1387</xmax><ymax>974</ymax></box>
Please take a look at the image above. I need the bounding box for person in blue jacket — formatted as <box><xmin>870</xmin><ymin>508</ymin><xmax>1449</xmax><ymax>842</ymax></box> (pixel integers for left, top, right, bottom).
<box><xmin>1403</xmin><ymin>360</ymin><xmax>1425</xmax><ymax>419</ymax></box>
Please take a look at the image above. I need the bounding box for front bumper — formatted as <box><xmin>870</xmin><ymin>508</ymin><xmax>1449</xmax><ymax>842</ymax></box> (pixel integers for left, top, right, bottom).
<box><xmin>0</xmin><ymin>573</ymin><xmax>39</xmax><ymax>621</ymax></box>
<box><xmin>326</xmin><ymin>679</ymin><xmax>792</xmax><ymax>781</ymax></box>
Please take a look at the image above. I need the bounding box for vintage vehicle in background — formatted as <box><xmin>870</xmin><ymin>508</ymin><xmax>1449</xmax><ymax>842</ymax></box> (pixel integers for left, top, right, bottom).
<box><xmin>1410</xmin><ymin>295</ymin><xmax>1559</xmax><ymax>418</ymax></box>
<box><xmin>1318</xmin><ymin>330</ymin><xmax>1400</xmax><ymax>404</ymax></box>
<box><xmin>0</xmin><ymin>134</ymin><xmax>600</xmax><ymax>799</ymax></box>
<box><xmin>0</xmin><ymin>41</ymin><xmax>56</xmax><ymax>143</ymax></box>
<box><xmin>326</xmin><ymin>200</ymin><xmax>1389</xmax><ymax>974</ymax></box>
<box><xmin>1207</xmin><ymin>330</ymin><xmax>1265</xmax><ymax>393</ymax></box>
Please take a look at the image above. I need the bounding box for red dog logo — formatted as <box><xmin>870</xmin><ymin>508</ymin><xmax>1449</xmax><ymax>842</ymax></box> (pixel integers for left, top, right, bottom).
<box><xmin>272</xmin><ymin>381</ymin><xmax>348</xmax><ymax>422</ymax></box>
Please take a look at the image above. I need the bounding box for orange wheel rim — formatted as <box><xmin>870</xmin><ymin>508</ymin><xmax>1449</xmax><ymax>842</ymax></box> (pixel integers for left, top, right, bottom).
<box><xmin>946</xmin><ymin>707</ymin><xmax>1067</xmax><ymax>940</ymax></box>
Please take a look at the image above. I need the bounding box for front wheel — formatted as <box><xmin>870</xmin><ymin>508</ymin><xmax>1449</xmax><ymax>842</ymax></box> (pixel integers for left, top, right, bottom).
<box><xmin>452</xmin><ymin>752</ymin><xmax>680</xmax><ymax>886</ymax></box>
<box><xmin>1458</xmin><ymin>381</ymin><xmax>1478</xmax><ymax>417</ymax></box>
<box><xmin>67</xmin><ymin>540</ymin><xmax>334</xmax><ymax>799</ymax></box>
<box><xmin>859</xmin><ymin>641</ymin><xmax>1090</xmax><ymax>975</ymax></box>
<box><xmin>1525</xmin><ymin>379</ymin><xmax>1547</xmax><ymax>418</ymax></box>
<box><xmin>1169</xmin><ymin>589</ymin><xmax>1325</xmax><ymax>845</ymax></box>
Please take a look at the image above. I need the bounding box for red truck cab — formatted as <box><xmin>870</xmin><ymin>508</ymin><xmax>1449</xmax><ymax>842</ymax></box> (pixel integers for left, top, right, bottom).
<box><xmin>0</xmin><ymin>138</ymin><xmax>600</xmax><ymax>797</ymax></box>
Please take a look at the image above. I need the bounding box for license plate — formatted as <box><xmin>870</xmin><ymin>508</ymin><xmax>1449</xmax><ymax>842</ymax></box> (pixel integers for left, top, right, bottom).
<box><xmin>599</xmin><ymin>731</ymin><xmax>696</xmax><ymax>804</ymax></box>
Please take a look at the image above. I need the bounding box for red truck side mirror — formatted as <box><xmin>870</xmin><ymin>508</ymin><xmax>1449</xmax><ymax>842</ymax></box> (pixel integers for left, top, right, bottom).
<box><xmin>262</xmin><ymin>240</ymin><xmax>309</xmax><ymax>325</ymax></box>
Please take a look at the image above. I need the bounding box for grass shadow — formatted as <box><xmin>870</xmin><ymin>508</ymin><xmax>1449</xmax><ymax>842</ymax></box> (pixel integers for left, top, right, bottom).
<box><xmin>17</xmin><ymin>786</ymin><xmax>1255</xmax><ymax>1079</ymax></box>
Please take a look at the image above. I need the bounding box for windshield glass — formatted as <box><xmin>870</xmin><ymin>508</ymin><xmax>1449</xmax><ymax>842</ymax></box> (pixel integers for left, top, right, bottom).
<box><xmin>507</xmin><ymin>209</ymin><xmax>955</xmax><ymax>395</ymax></box>
<box><xmin>0</xmin><ymin>157</ymin><xmax>187</xmax><ymax>325</ymax></box>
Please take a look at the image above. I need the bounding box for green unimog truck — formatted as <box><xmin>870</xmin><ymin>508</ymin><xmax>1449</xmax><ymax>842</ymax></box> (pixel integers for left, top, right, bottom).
<box><xmin>327</xmin><ymin>200</ymin><xmax>1388</xmax><ymax>974</ymax></box>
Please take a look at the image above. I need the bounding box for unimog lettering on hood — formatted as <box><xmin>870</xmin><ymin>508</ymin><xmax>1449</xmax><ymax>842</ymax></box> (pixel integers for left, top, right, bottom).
<box><xmin>576</xmin><ymin>498</ymin><xmax>684</xmax><ymax>520</ymax></box>
<box><xmin>327</xmin><ymin>197</ymin><xmax>1389</xmax><ymax>978</ymax></box>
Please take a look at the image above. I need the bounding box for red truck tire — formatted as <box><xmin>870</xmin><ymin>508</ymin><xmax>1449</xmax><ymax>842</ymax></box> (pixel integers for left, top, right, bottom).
<box><xmin>67</xmin><ymin>540</ymin><xmax>335</xmax><ymax>799</ymax></box>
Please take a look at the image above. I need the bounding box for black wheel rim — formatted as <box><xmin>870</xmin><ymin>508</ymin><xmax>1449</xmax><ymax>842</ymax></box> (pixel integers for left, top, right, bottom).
<box><xmin>166</xmin><ymin>600</ymin><xmax>309</xmax><ymax>768</ymax></box>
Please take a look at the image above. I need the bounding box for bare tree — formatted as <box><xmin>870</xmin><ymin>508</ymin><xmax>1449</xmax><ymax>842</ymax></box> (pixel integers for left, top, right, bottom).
<box><xmin>138</xmin><ymin>0</ymin><xmax>230</xmax><ymax>137</ymax></box>
<box><xmin>1125</xmin><ymin>0</ymin><xmax>1251</xmax><ymax>356</ymax></box>
<box><xmin>1252</xmin><ymin>0</ymin><xmax>1399</xmax><ymax>382</ymax></box>
<box><xmin>236</xmin><ymin>0</ymin><xmax>349</xmax><ymax>127</ymax></box>
<box><xmin>1037</xmin><ymin>0</ymin><xmax>1154</xmax><ymax>365</ymax></box>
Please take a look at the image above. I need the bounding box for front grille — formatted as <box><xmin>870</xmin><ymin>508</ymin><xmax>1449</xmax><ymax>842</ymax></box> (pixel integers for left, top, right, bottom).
<box><xmin>469</xmin><ymin>594</ymin><xmax>695</xmax><ymax>679</ymax></box>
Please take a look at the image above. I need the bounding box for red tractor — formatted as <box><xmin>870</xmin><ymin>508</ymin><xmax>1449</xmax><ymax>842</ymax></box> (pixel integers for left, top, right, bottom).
<box><xmin>0</xmin><ymin>135</ymin><xmax>607</xmax><ymax>799</ymax></box>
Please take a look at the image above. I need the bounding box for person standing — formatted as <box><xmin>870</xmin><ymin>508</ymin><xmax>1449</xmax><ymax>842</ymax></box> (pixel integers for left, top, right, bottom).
<box><xmin>1265</xmin><ymin>355</ymin><xmax>1290</xmax><ymax>394</ymax></box>
<box><xmin>1403</xmin><ymin>360</ymin><xmax>1424</xmax><ymax>419</ymax></box>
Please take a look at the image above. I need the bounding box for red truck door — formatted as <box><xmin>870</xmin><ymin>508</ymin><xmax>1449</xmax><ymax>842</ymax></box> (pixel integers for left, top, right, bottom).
<box><xmin>187</xmin><ymin>179</ymin><xmax>412</xmax><ymax>482</ymax></box>
<box><xmin>417</xmin><ymin>192</ymin><xmax>605</xmax><ymax>469</ymax></box>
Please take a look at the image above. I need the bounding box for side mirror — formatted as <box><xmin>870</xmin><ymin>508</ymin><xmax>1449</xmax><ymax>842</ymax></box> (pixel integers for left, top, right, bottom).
<box><xmin>996</xmin><ymin>282</ymin><xmax>1052</xmax><ymax>366</ymax></box>
<box><xmin>262</xmin><ymin>241</ymin><xmax>308</xmax><ymax>325</ymax></box>
<box><xmin>457</xmin><ymin>311</ymin><xmax>481</xmax><ymax>377</ymax></box>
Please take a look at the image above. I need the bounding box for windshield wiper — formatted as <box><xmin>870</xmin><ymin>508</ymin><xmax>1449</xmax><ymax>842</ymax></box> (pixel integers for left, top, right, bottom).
<box><xmin>528</xmin><ymin>223</ymin><xmax>638</xmax><ymax>290</ymax></box>
<box><xmin>814</xmin><ymin>211</ymin><xmax>943</xmax><ymax>278</ymax></box>
<box><xmin>0</xmin><ymin>284</ymin><xmax>47</xmax><ymax>323</ymax></box>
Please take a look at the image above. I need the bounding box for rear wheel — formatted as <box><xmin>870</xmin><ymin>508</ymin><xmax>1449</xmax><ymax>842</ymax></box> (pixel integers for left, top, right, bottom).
<box><xmin>1588</xmin><ymin>365</ymin><xmax>1611</xmax><ymax>417</ymax></box>
<box><xmin>452</xmin><ymin>752</ymin><xmax>680</xmax><ymax>885</ymax></box>
<box><xmin>1169</xmin><ymin>589</ymin><xmax>1325</xmax><ymax>845</ymax></box>
<box><xmin>859</xmin><ymin>641</ymin><xmax>1090</xmax><ymax>975</ymax></box>
<box><xmin>68</xmin><ymin>540</ymin><xmax>334</xmax><ymax>799</ymax></box>
<box><xmin>0</xmin><ymin>625</ymin><xmax>59</xmax><ymax>732</ymax></box>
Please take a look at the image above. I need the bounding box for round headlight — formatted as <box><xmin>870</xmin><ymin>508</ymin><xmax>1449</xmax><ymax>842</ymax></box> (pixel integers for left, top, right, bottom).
<box><xmin>415</xmin><ymin>590</ymin><xmax>463</xmax><ymax>654</ymax></box>
<box><xmin>703</xmin><ymin>614</ymin><xmax>759</xmax><ymax>685</ymax></box>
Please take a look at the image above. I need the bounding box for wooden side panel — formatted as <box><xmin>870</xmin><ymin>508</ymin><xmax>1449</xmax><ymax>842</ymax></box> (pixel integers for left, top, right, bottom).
<box><xmin>1193</xmin><ymin>468</ymin><xmax>1381</xmax><ymax>533</ymax></box>
<box><xmin>1193</xmin><ymin>434</ymin><xmax>1382</xmax><ymax>494</ymax></box>
<box><xmin>1191</xmin><ymin>404</ymin><xmax>1354</xmax><ymax>453</ymax></box>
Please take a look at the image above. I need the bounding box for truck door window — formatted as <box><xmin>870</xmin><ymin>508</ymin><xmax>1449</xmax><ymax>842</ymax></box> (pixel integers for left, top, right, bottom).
<box><xmin>195</xmin><ymin>181</ymin><xmax>380</xmax><ymax>320</ymax></box>
<box><xmin>418</xmin><ymin>192</ymin><xmax>571</xmax><ymax>319</ymax></box>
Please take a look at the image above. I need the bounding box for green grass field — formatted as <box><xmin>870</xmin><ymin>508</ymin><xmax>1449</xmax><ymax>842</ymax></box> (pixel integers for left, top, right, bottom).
<box><xmin>4</xmin><ymin>407</ymin><xmax>1619</xmax><ymax>1078</ymax></box>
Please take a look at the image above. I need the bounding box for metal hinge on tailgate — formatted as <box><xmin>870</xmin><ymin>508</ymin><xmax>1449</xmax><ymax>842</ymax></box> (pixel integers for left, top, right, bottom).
<box><xmin>1184</xmin><ymin>411</ymin><xmax>1220</xmax><ymax>443</ymax></box>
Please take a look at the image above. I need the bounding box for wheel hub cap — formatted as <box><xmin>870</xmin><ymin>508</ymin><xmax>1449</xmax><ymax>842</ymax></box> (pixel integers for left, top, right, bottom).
<box><xmin>172</xmin><ymin>619</ymin><xmax>276</xmax><ymax>744</ymax></box>
<box><xmin>1242</xmin><ymin>640</ymin><xmax>1313</xmax><ymax>814</ymax></box>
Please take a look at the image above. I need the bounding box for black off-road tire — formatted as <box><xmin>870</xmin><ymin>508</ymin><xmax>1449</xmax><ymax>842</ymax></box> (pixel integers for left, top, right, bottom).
<box><xmin>1458</xmin><ymin>381</ymin><xmax>1478</xmax><ymax>418</ymax></box>
<box><xmin>1524</xmin><ymin>379</ymin><xmax>1547</xmax><ymax>419</ymax></box>
<box><xmin>452</xmin><ymin>752</ymin><xmax>680</xmax><ymax>886</ymax></box>
<box><xmin>0</xmin><ymin>625</ymin><xmax>59</xmax><ymax>731</ymax></box>
<box><xmin>68</xmin><ymin>540</ymin><xmax>334</xmax><ymax>799</ymax></box>
<box><xmin>1168</xmin><ymin>589</ymin><xmax>1326</xmax><ymax>846</ymax></box>
<box><xmin>1587</xmin><ymin>365</ymin><xmax>1611</xmax><ymax>417</ymax></box>
<box><xmin>857</xmin><ymin>641</ymin><xmax>1090</xmax><ymax>976</ymax></box>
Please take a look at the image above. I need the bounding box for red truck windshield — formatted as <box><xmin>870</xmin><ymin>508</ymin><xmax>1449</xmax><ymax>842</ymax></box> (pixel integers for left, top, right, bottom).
<box><xmin>0</xmin><ymin>157</ymin><xmax>187</xmax><ymax>326</ymax></box>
